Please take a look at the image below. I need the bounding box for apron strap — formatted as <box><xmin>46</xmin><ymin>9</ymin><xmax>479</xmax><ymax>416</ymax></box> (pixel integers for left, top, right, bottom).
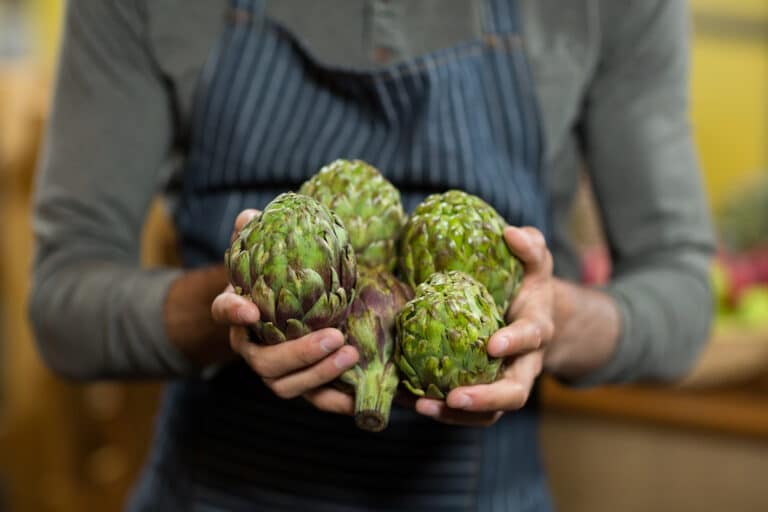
<box><xmin>483</xmin><ymin>0</ymin><xmax>521</xmax><ymax>34</ymax></box>
<box><xmin>229</xmin><ymin>0</ymin><xmax>262</xmax><ymax>14</ymax></box>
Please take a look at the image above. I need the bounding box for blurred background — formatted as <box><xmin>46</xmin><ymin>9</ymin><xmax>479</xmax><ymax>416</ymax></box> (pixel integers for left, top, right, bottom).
<box><xmin>0</xmin><ymin>1</ymin><xmax>766</xmax><ymax>511</ymax></box>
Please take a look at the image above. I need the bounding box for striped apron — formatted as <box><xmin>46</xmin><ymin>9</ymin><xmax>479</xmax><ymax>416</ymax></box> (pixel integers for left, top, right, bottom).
<box><xmin>129</xmin><ymin>0</ymin><xmax>553</xmax><ymax>510</ymax></box>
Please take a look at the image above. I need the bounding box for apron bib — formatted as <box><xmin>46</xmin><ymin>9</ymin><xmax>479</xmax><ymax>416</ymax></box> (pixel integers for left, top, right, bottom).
<box><xmin>131</xmin><ymin>1</ymin><xmax>553</xmax><ymax>510</ymax></box>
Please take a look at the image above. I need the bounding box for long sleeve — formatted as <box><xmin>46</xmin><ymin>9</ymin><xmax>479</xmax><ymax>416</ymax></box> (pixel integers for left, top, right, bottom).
<box><xmin>576</xmin><ymin>0</ymin><xmax>716</xmax><ymax>384</ymax></box>
<box><xmin>29</xmin><ymin>1</ymin><xmax>197</xmax><ymax>379</ymax></box>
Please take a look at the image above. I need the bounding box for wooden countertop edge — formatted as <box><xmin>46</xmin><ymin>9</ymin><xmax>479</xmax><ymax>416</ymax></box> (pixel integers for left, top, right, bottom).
<box><xmin>540</xmin><ymin>326</ymin><xmax>768</xmax><ymax>438</ymax></box>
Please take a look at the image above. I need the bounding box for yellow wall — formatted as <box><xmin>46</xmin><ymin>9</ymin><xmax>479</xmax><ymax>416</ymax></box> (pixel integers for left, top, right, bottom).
<box><xmin>21</xmin><ymin>0</ymin><xmax>62</xmax><ymax>68</ymax></box>
<box><xmin>690</xmin><ymin>0</ymin><xmax>768</xmax><ymax>208</ymax></box>
<box><xmin>693</xmin><ymin>0</ymin><xmax>768</xmax><ymax>19</ymax></box>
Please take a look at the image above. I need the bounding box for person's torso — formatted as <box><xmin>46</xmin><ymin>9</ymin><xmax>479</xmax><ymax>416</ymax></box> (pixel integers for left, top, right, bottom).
<box><xmin>129</xmin><ymin>1</ymin><xmax>596</xmax><ymax>510</ymax></box>
<box><xmin>144</xmin><ymin>0</ymin><xmax>602</xmax><ymax>279</ymax></box>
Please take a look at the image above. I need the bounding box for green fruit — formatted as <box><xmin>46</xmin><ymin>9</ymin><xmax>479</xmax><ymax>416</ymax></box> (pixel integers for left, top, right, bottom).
<box><xmin>736</xmin><ymin>287</ymin><xmax>768</xmax><ymax>327</ymax></box>
<box><xmin>399</xmin><ymin>190</ymin><xmax>523</xmax><ymax>314</ymax></box>
<box><xmin>225</xmin><ymin>192</ymin><xmax>357</xmax><ymax>345</ymax></box>
<box><xmin>395</xmin><ymin>271</ymin><xmax>504</xmax><ymax>399</ymax></box>
<box><xmin>300</xmin><ymin>159</ymin><xmax>406</xmax><ymax>271</ymax></box>
<box><xmin>341</xmin><ymin>268</ymin><xmax>413</xmax><ymax>432</ymax></box>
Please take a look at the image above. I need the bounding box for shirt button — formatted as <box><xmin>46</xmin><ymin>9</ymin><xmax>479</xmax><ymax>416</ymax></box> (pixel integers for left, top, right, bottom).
<box><xmin>373</xmin><ymin>46</ymin><xmax>392</xmax><ymax>64</ymax></box>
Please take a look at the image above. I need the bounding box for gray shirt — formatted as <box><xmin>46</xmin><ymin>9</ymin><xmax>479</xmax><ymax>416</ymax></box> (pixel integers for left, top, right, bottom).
<box><xmin>30</xmin><ymin>0</ymin><xmax>714</xmax><ymax>385</ymax></box>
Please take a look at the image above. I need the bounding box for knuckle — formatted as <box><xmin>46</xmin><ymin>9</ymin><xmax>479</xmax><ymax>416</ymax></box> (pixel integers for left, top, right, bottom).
<box><xmin>294</xmin><ymin>338</ymin><xmax>321</xmax><ymax>367</ymax></box>
<box><xmin>528</xmin><ymin>322</ymin><xmax>543</xmax><ymax>349</ymax></box>
<box><xmin>317</xmin><ymin>359</ymin><xmax>343</xmax><ymax>383</ymax></box>
<box><xmin>270</xmin><ymin>381</ymin><xmax>297</xmax><ymax>400</ymax></box>
<box><xmin>542</xmin><ymin>319</ymin><xmax>555</xmax><ymax>341</ymax></box>
<box><xmin>304</xmin><ymin>393</ymin><xmax>322</xmax><ymax>411</ymax></box>
<box><xmin>211</xmin><ymin>294</ymin><xmax>232</xmax><ymax>323</ymax></box>
<box><xmin>527</xmin><ymin>228</ymin><xmax>546</xmax><ymax>248</ymax></box>
<box><xmin>249</xmin><ymin>354</ymin><xmax>274</xmax><ymax>378</ymax></box>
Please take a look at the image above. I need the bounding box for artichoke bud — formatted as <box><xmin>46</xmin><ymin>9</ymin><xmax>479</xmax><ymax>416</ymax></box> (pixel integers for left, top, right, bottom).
<box><xmin>399</xmin><ymin>190</ymin><xmax>524</xmax><ymax>314</ymax></box>
<box><xmin>395</xmin><ymin>271</ymin><xmax>504</xmax><ymax>399</ymax></box>
<box><xmin>299</xmin><ymin>159</ymin><xmax>406</xmax><ymax>271</ymax></box>
<box><xmin>341</xmin><ymin>268</ymin><xmax>413</xmax><ymax>432</ymax></box>
<box><xmin>224</xmin><ymin>192</ymin><xmax>357</xmax><ymax>345</ymax></box>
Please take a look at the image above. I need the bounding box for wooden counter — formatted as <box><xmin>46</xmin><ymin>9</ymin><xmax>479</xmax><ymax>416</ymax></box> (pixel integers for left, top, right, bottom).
<box><xmin>541</xmin><ymin>326</ymin><xmax>768</xmax><ymax>439</ymax></box>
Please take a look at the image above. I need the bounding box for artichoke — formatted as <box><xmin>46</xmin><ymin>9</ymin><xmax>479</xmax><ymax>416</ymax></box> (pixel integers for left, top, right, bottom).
<box><xmin>225</xmin><ymin>192</ymin><xmax>357</xmax><ymax>345</ymax></box>
<box><xmin>399</xmin><ymin>190</ymin><xmax>523</xmax><ymax>314</ymax></box>
<box><xmin>341</xmin><ymin>268</ymin><xmax>413</xmax><ymax>432</ymax></box>
<box><xmin>395</xmin><ymin>271</ymin><xmax>504</xmax><ymax>399</ymax></box>
<box><xmin>299</xmin><ymin>159</ymin><xmax>406</xmax><ymax>271</ymax></box>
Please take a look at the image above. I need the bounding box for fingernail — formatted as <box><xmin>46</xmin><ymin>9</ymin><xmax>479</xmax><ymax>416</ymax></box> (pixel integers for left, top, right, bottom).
<box><xmin>320</xmin><ymin>336</ymin><xmax>344</xmax><ymax>353</ymax></box>
<box><xmin>492</xmin><ymin>336</ymin><xmax>509</xmax><ymax>355</ymax></box>
<box><xmin>452</xmin><ymin>393</ymin><xmax>472</xmax><ymax>409</ymax></box>
<box><xmin>334</xmin><ymin>348</ymin><xmax>356</xmax><ymax>369</ymax></box>
<box><xmin>237</xmin><ymin>307</ymin><xmax>258</xmax><ymax>324</ymax></box>
<box><xmin>419</xmin><ymin>401</ymin><xmax>440</xmax><ymax>417</ymax></box>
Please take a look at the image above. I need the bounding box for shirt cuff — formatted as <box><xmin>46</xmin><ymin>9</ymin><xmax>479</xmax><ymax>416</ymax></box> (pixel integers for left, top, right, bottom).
<box><xmin>561</xmin><ymin>263</ymin><xmax>712</xmax><ymax>388</ymax></box>
<box><xmin>123</xmin><ymin>267</ymin><xmax>203</xmax><ymax>377</ymax></box>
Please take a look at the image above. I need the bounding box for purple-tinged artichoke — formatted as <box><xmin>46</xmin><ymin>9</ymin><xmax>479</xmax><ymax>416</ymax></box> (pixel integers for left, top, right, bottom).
<box><xmin>299</xmin><ymin>159</ymin><xmax>406</xmax><ymax>271</ymax></box>
<box><xmin>341</xmin><ymin>268</ymin><xmax>413</xmax><ymax>432</ymax></box>
<box><xmin>399</xmin><ymin>190</ymin><xmax>523</xmax><ymax>314</ymax></box>
<box><xmin>225</xmin><ymin>192</ymin><xmax>357</xmax><ymax>345</ymax></box>
<box><xmin>395</xmin><ymin>271</ymin><xmax>504</xmax><ymax>399</ymax></box>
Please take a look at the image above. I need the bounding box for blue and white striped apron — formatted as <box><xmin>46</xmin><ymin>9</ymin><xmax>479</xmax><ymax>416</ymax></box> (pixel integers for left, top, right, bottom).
<box><xmin>130</xmin><ymin>1</ymin><xmax>553</xmax><ymax>510</ymax></box>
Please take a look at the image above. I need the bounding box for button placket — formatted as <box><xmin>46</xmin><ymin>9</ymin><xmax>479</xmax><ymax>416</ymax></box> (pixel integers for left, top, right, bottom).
<box><xmin>368</xmin><ymin>0</ymin><xmax>407</xmax><ymax>65</ymax></box>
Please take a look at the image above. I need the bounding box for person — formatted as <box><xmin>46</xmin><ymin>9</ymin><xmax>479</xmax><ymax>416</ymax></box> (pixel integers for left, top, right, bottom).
<box><xmin>30</xmin><ymin>1</ymin><xmax>715</xmax><ymax>510</ymax></box>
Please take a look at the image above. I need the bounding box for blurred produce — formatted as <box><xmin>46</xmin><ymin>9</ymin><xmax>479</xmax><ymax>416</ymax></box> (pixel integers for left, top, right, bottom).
<box><xmin>580</xmin><ymin>246</ymin><xmax>611</xmax><ymax>286</ymax></box>
<box><xmin>710</xmin><ymin>176</ymin><xmax>768</xmax><ymax>328</ymax></box>
<box><xmin>716</xmin><ymin>175</ymin><xmax>768</xmax><ymax>252</ymax></box>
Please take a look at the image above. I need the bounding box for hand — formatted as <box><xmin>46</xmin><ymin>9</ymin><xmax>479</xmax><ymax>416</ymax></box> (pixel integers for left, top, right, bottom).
<box><xmin>415</xmin><ymin>226</ymin><xmax>555</xmax><ymax>426</ymax></box>
<box><xmin>211</xmin><ymin>209</ymin><xmax>360</xmax><ymax>415</ymax></box>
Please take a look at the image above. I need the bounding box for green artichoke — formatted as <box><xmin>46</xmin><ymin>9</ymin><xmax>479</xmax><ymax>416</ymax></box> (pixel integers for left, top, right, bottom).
<box><xmin>395</xmin><ymin>271</ymin><xmax>504</xmax><ymax>399</ymax></box>
<box><xmin>399</xmin><ymin>190</ymin><xmax>523</xmax><ymax>314</ymax></box>
<box><xmin>225</xmin><ymin>192</ymin><xmax>357</xmax><ymax>345</ymax></box>
<box><xmin>299</xmin><ymin>159</ymin><xmax>406</xmax><ymax>271</ymax></box>
<box><xmin>341</xmin><ymin>268</ymin><xmax>413</xmax><ymax>432</ymax></box>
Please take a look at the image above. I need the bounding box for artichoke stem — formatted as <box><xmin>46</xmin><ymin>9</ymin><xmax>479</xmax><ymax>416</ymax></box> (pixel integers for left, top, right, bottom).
<box><xmin>354</xmin><ymin>364</ymin><xmax>399</xmax><ymax>433</ymax></box>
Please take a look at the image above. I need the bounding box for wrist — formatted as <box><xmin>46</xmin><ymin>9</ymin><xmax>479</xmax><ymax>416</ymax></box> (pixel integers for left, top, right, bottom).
<box><xmin>164</xmin><ymin>265</ymin><xmax>233</xmax><ymax>368</ymax></box>
<box><xmin>542</xmin><ymin>278</ymin><xmax>575</xmax><ymax>370</ymax></box>
<box><xmin>543</xmin><ymin>278</ymin><xmax>620</xmax><ymax>380</ymax></box>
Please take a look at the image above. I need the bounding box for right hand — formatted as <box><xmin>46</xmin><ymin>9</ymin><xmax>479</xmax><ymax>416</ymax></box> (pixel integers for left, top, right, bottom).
<box><xmin>211</xmin><ymin>209</ymin><xmax>360</xmax><ymax>415</ymax></box>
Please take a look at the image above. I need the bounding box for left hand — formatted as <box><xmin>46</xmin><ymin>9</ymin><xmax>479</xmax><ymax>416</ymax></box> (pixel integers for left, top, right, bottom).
<box><xmin>414</xmin><ymin>226</ymin><xmax>555</xmax><ymax>426</ymax></box>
